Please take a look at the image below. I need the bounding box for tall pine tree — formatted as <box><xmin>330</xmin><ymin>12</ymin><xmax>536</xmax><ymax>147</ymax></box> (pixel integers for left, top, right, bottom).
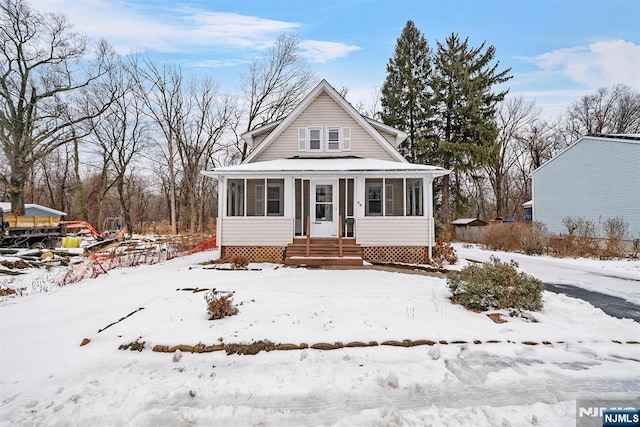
<box><xmin>431</xmin><ymin>33</ymin><xmax>512</xmax><ymax>222</ymax></box>
<box><xmin>381</xmin><ymin>21</ymin><xmax>434</xmax><ymax>163</ymax></box>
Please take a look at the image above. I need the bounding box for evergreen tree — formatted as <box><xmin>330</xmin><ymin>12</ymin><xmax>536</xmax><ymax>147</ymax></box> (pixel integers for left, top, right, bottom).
<box><xmin>431</xmin><ymin>33</ymin><xmax>512</xmax><ymax>222</ymax></box>
<box><xmin>381</xmin><ymin>20</ymin><xmax>434</xmax><ymax>163</ymax></box>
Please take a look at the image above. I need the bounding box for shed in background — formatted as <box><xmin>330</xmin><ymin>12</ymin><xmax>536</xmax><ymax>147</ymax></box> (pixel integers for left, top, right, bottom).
<box><xmin>452</xmin><ymin>218</ymin><xmax>487</xmax><ymax>242</ymax></box>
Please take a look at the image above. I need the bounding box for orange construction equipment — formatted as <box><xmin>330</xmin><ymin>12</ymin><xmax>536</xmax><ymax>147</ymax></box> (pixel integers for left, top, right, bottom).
<box><xmin>63</xmin><ymin>220</ymin><xmax>102</xmax><ymax>239</ymax></box>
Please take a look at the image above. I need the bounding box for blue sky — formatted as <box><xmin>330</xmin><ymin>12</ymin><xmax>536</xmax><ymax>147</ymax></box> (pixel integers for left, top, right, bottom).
<box><xmin>32</xmin><ymin>0</ymin><xmax>640</xmax><ymax>118</ymax></box>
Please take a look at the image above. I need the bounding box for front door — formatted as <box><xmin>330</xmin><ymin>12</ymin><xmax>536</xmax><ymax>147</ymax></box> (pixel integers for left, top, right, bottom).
<box><xmin>311</xmin><ymin>180</ymin><xmax>337</xmax><ymax>237</ymax></box>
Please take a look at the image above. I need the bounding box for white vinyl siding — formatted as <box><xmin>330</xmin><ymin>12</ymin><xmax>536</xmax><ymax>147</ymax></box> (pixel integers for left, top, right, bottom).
<box><xmin>533</xmin><ymin>137</ymin><xmax>640</xmax><ymax>239</ymax></box>
<box><xmin>255</xmin><ymin>92</ymin><xmax>396</xmax><ymax>161</ymax></box>
<box><xmin>356</xmin><ymin>217</ymin><xmax>432</xmax><ymax>246</ymax></box>
<box><xmin>220</xmin><ymin>217</ymin><xmax>293</xmax><ymax>246</ymax></box>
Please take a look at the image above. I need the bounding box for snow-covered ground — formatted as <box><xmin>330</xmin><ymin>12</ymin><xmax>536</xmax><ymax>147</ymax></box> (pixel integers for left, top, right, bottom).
<box><xmin>452</xmin><ymin>243</ymin><xmax>640</xmax><ymax>304</ymax></box>
<box><xmin>1</xmin><ymin>248</ymin><xmax>639</xmax><ymax>426</ymax></box>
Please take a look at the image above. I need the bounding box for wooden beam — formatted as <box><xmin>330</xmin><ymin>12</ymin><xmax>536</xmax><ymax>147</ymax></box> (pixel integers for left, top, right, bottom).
<box><xmin>338</xmin><ymin>214</ymin><xmax>343</xmax><ymax>257</ymax></box>
<box><xmin>306</xmin><ymin>215</ymin><xmax>310</xmax><ymax>257</ymax></box>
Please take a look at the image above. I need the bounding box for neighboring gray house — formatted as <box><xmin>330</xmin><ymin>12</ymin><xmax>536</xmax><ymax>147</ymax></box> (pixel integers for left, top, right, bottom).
<box><xmin>532</xmin><ymin>134</ymin><xmax>640</xmax><ymax>240</ymax></box>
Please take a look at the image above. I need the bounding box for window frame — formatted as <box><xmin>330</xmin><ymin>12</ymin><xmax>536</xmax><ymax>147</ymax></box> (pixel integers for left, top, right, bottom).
<box><xmin>307</xmin><ymin>127</ymin><xmax>323</xmax><ymax>152</ymax></box>
<box><xmin>266</xmin><ymin>180</ymin><xmax>284</xmax><ymax>216</ymax></box>
<box><xmin>326</xmin><ymin>126</ymin><xmax>341</xmax><ymax>152</ymax></box>
<box><xmin>365</xmin><ymin>181</ymin><xmax>383</xmax><ymax>216</ymax></box>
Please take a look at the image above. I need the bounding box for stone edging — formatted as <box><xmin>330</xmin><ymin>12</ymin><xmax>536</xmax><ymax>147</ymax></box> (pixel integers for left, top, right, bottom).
<box><xmin>117</xmin><ymin>338</ymin><xmax>640</xmax><ymax>356</ymax></box>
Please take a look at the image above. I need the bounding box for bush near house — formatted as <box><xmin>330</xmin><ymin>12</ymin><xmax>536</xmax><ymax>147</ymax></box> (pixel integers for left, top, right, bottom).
<box><xmin>447</xmin><ymin>256</ymin><xmax>544</xmax><ymax>315</ymax></box>
<box><xmin>521</xmin><ymin>222</ymin><xmax>550</xmax><ymax>255</ymax></box>
<box><xmin>481</xmin><ymin>222</ymin><xmax>530</xmax><ymax>252</ymax></box>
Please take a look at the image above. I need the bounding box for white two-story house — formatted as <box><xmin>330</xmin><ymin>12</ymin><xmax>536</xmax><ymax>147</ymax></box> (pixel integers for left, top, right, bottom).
<box><xmin>202</xmin><ymin>80</ymin><xmax>449</xmax><ymax>266</ymax></box>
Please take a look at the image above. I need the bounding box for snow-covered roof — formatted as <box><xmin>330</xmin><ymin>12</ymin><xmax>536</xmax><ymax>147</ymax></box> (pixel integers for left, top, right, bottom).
<box><xmin>0</xmin><ymin>202</ymin><xmax>67</xmax><ymax>216</ymax></box>
<box><xmin>522</xmin><ymin>200</ymin><xmax>533</xmax><ymax>208</ymax></box>
<box><xmin>203</xmin><ymin>157</ymin><xmax>450</xmax><ymax>177</ymax></box>
<box><xmin>451</xmin><ymin>218</ymin><xmax>486</xmax><ymax>226</ymax></box>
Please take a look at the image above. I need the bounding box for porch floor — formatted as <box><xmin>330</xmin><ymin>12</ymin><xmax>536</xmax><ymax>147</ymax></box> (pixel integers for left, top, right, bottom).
<box><xmin>284</xmin><ymin>238</ymin><xmax>363</xmax><ymax>267</ymax></box>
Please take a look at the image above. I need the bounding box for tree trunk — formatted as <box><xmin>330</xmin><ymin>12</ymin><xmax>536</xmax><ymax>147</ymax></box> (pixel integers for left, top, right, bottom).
<box><xmin>9</xmin><ymin>157</ymin><xmax>27</xmax><ymax>215</ymax></box>
<box><xmin>73</xmin><ymin>138</ymin><xmax>89</xmax><ymax>221</ymax></box>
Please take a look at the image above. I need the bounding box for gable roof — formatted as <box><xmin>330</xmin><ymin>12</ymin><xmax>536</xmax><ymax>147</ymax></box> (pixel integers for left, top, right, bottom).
<box><xmin>532</xmin><ymin>134</ymin><xmax>640</xmax><ymax>175</ymax></box>
<box><xmin>243</xmin><ymin>80</ymin><xmax>408</xmax><ymax>164</ymax></box>
<box><xmin>241</xmin><ymin>119</ymin><xmax>283</xmax><ymax>149</ymax></box>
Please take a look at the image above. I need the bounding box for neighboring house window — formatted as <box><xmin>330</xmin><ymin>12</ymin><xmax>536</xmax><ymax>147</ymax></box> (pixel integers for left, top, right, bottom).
<box><xmin>267</xmin><ymin>179</ymin><xmax>284</xmax><ymax>216</ymax></box>
<box><xmin>365</xmin><ymin>179</ymin><xmax>383</xmax><ymax>216</ymax></box>
<box><xmin>406</xmin><ymin>178</ymin><xmax>423</xmax><ymax>216</ymax></box>
<box><xmin>227</xmin><ymin>179</ymin><xmax>245</xmax><ymax>216</ymax></box>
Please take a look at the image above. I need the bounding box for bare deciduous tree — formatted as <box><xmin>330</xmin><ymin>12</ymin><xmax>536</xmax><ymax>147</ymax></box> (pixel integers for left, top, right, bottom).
<box><xmin>176</xmin><ymin>77</ymin><xmax>235</xmax><ymax>232</ymax></box>
<box><xmin>88</xmin><ymin>59</ymin><xmax>148</xmax><ymax>234</ymax></box>
<box><xmin>131</xmin><ymin>56</ymin><xmax>182</xmax><ymax>234</ymax></box>
<box><xmin>565</xmin><ymin>84</ymin><xmax>640</xmax><ymax>139</ymax></box>
<box><xmin>0</xmin><ymin>0</ymin><xmax>116</xmax><ymax>214</ymax></box>
<box><xmin>486</xmin><ymin>96</ymin><xmax>538</xmax><ymax>217</ymax></box>
<box><xmin>238</xmin><ymin>34</ymin><xmax>316</xmax><ymax>161</ymax></box>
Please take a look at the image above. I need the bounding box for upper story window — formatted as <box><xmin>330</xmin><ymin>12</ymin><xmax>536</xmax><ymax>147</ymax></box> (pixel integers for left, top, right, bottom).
<box><xmin>327</xmin><ymin>127</ymin><xmax>340</xmax><ymax>151</ymax></box>
<box><xmin>298</xmin><ymin>126</ymin><xmax>350</xmax><ymax>152</ymax></box>
<box><xmin>309</xmin><ymin>127</ymin><xmax>322</xmax><ymax>151</ymax></box>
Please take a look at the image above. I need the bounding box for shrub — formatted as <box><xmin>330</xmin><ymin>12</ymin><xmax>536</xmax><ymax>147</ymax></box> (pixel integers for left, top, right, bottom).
<box><xmin>521</xmin><ymin>222</ymin><xmax>550</xmax><ymax>255</ymax></box>
<box><xmin>602</xmin><ymin>217</ymin><xmax>629</xmax><ymax>258</ymax></box>
<box><xmin>231</xmin><ymin>255</ymin><xmax>249</xmax><ymax>269</ymax></box>
<box><xmin>205</xmin><ymin>289</ymin><xmax>239</xmax><ymax>320</ymax></box>
<box><xmin>481</xmin><ymin>222</ymin><xmax>528</xmax><ymax>252</ymax></box>
<box><xmin>432</xmin><ymin>236</ymin><xmax>458</xmax><ymax>267</ymax></box>
<box><xmin>447</xmin><ymin>256</ymin><xmax>544</xmax><ymax>314</ymax></box>
<box><xmin>562</xmin><ymin>216</ymin><xmax>598</xmax><ymax>257</ymax></box>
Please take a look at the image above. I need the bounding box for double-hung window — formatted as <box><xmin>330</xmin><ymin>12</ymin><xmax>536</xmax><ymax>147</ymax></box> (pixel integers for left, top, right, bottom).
<box><xmin>298</xmin><ymin>126</ymin><xmax>350</xmax><ymax>152</ymax></box>
<box><xmin>327</xmin><ymin>127</ymin><xmax>340</xmax><ymax>151</ymax></box>
<box><xmin>308</xmin><ymin>127</ymin><xmax>322</xmax><ymax>151</ymax></box>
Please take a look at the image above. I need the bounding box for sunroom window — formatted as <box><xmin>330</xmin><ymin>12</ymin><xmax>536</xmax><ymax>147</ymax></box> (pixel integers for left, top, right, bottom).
<box><xmin>227</xmin><ymin>179</ymin><xmax>245</xmax><ymax>216</ymax></box>
<box><xmin>365</xmin><ymin>178</ymin><xmax>424</xmax><ymax>216</ymax></box>
<box><xmin>227</xmin><ymin>178</ymin><xmax>284</xmax><ymax>217</ymax></box>
<box><xmin>406</xmin><ymin>178</ymin><xmax>423</xmax><ymax>216</ymax></box>
<box><xmin>365</xmin><ymin>179</ymin><xmax>383</xmax><ymax>216</ymax></box>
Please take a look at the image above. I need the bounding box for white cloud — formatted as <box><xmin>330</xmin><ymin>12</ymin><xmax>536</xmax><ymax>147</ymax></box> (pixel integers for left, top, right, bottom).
<box><xmin>300</xmin><ymin>40</ymin><xmax>361</xmax><ymax>63</ymax></box>
<box><xmin>29</xmin><ymin>0</ymin><xmax>300</xmax><ymax>53</ymax></box>
<box><xmin>526</xmin><ymin>39</ymin><xmax>640</xmax><ymax>90</ymax></box>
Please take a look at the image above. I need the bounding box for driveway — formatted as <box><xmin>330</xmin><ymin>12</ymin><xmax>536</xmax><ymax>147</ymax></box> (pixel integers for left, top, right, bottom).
<box><xmin>454</xmin><ymin>244</ymin><xmax>640</xmax><ymax>323</ymax></box>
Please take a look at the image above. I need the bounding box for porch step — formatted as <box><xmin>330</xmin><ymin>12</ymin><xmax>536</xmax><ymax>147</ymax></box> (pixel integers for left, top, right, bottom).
<box><xmin>284</xmin><ymin>238</ymin><xmax>363</xmax><ymax>266</ymax></box>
